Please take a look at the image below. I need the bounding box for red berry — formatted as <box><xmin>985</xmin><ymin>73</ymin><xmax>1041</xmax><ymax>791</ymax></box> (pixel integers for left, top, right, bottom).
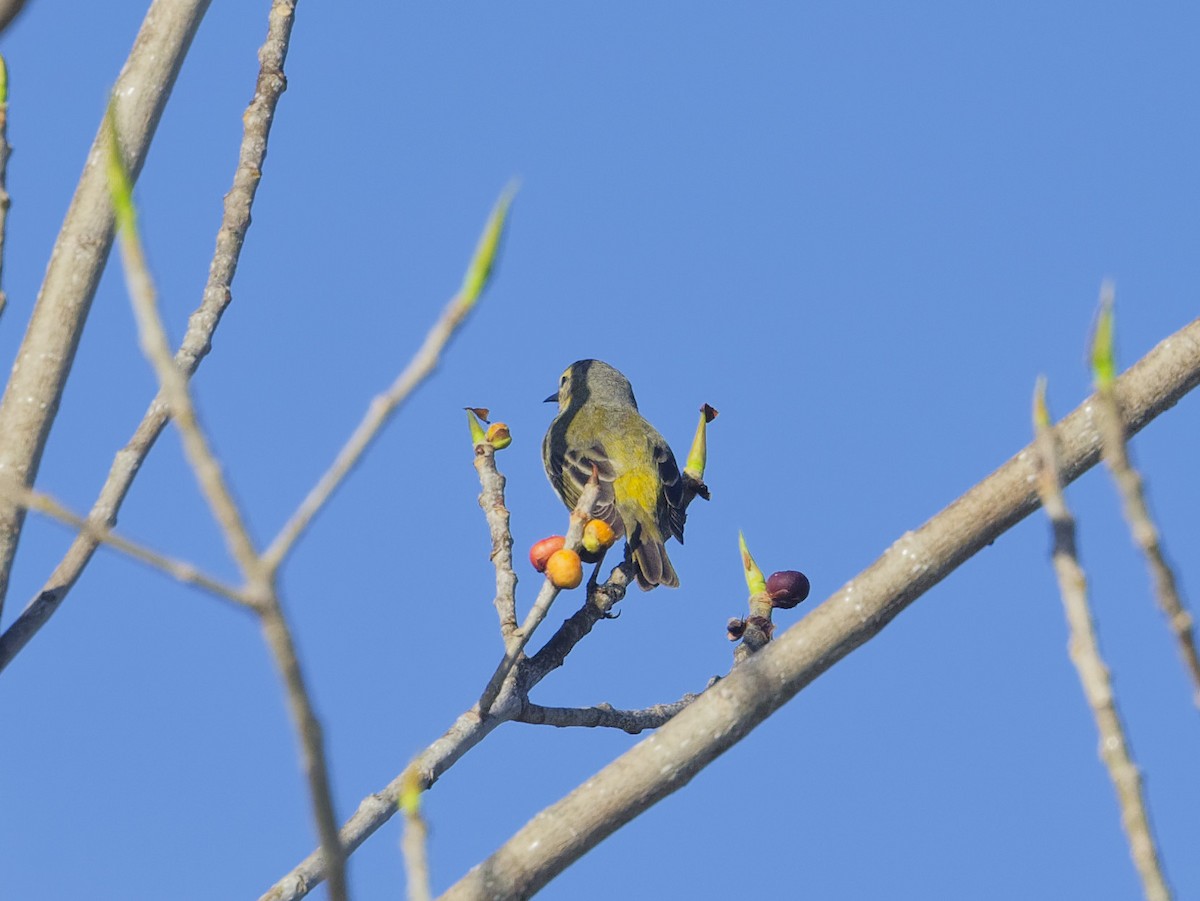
<box><xmin>529</xmin><ymin>536</ymin><xmax>566</xmax><ymax>573</ymax></box>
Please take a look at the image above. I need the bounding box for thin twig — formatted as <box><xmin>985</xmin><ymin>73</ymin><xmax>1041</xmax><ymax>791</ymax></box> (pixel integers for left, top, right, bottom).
<box><xmin>262</xmin><ymin>184</ymin><xmax>516</xmax><ymax>574</ymax></box>
<box><xmin>1091</xmin><ymin>292</ymin><xmax>1200</xmax><ymax>707</ymax></box>
<box><xmin>521</xmin><ymin>563</ymin><xmax>633</xmax><ymax>686</ymax></box>
<box><xmin>402</xmin><ymin>819</ymin><xmax>432</xmax><ymax>901</ymax></box>
<box><xmin>0</xmin><ymin>477</ymin><xmax>245</xmax><ymax>606</ymax></box>
<box><xmin>475</xmin><ymin>442</ymin><xmax>518</xmax><ymax>640</ymax></box>
<box><xmin>517</xmin><ymin>696</ymin><xmax>701</xmax><ymax>734</ymax></box>
<box><xmin>0</xmin><ymin>0</ymin><xmax>297</xmax><ymax>673</ymax></box>
<box><xmin>400</xmin><ymin>768</ymin><xmax>433</xmax><ymax>901</ymax></box>
<box><xmin>261</xmin><ymin>291</ymin><xmax>473</xmax><ymax>571</ymax></box>
<box><xmin>257</xmin><ymin>601</ymin><xmax>348</xmax><ymax>901</ymax></box>
<box><xmin>477</xmin><ymin>478</ymin><xmax>600</xmax><ymax>714</ymax></box>
<box><xmin>434</xmin><ymin>318</ymin><xmax>1200</xmax><ymax>901</ymax></box>
<box><xmin>0</xmin><ymin>0</ymin><xmax>212</xmax><ymax>618</ymax></box>
<box><xmin>182</xmin><ymin>0</ymin><xmax>296</xmax><ymax>374</ymax></box>
<box><xmin>1033</xmin><ymin>380</ymin><xmax>1172</xmax><ymax>901</ymax></box>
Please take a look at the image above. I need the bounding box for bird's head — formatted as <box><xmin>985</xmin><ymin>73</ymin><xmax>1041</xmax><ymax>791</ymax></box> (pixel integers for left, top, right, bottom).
<box><xmin>545</xmin><ymin>359</ymin><xmax>637</xmax><ymax>412</ymax></box>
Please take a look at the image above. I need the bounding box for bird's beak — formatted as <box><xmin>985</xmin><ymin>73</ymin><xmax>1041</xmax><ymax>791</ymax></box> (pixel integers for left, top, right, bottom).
<box><xmin>544</xmin><ymin>392</ymin><xmax>559</xmax><ymax>403</ymax></box>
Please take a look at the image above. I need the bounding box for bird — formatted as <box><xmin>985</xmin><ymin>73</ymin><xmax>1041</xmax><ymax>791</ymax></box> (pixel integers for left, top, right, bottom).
<box><xmin>542</xmin><ymin>359</ymin><xmax>686</xmax><ymax>590</ymax></box>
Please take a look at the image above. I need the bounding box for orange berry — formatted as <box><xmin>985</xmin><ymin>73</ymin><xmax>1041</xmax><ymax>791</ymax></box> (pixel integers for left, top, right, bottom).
<box><xmin>545</xmin><ymin>548</ymin><xmax>583</xmax><ymax>589</ymax></box>
<box><xmin>581</xmin><ymin>519</ymin><xmax>617</xmax><ymax>554</ymax></box>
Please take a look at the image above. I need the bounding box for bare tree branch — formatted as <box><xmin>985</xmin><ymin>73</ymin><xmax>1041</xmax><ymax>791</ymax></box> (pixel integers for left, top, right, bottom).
<box><xmin>521</xmin><ymin>564</ymin><xmax>632</xmax><ymax>686</ymax></box>
<box><xmin>516</xmin><ymin>695</ymin><xmax>703</xmax><ymax>734</ymax></box>
<box><xmin>0</xmin><ymin>477</ymin><xmax>244</xmax><ymax>606</ymax></box>
<box><xmin>0</xmin><ymin>0</ymin><xmax>296</xmax><ymax>674</ymax></box>
<box><xmin>0</xmin><ymin>0</ymin><xmax>212</xmax><ymax>618</ymax></box>
<box><xmin>1032</xmin><ymin>379</ymin><xmax>1173</xmax><ymax>901</ymax></box>
<box><xmin>436</xmin><ymin>315</ymin><xmax>1200</xmax><ymax>901</ymax></box>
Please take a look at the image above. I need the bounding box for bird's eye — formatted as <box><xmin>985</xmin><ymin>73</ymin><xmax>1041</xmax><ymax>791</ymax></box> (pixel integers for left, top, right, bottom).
<box><xmin>560</xmin><ymin>375</ymin><xmax>568</xmax><ymax>387</ymax></box>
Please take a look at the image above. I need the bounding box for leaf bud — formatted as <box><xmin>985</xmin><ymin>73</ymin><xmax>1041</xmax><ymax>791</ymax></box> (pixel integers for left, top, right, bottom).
<box><xmin>485</xmin><ymin>422</ymin><xmax>512</xmax><ymax>450</ymax></box>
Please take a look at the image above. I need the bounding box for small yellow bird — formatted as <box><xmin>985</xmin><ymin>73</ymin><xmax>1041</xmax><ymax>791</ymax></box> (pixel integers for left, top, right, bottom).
<box><xmin>542</xmin><ymin>360</ymin><xmax>685</xmax><ymax>589</ymax></box>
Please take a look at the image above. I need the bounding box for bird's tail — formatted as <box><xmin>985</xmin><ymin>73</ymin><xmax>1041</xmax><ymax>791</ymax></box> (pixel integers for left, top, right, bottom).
<box><xmin>629</xmin><ymin>525</ymin><xmax>679</xmax><ymax>590</ymax></box>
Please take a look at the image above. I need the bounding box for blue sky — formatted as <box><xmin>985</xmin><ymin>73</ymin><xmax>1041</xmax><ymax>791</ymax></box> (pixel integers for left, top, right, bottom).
<box><xmin>2</xmin><ymin>4</ymin><xmax>1198</xmax><ymax>899</ymax></box>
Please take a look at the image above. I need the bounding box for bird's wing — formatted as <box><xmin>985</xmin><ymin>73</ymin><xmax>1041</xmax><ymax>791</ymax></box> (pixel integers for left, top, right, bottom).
<box><xmin>558</xmin><ymin>441</ymin><xmax>623</xmax><ymax>537</ymax></box>
<box><xmin>654</xmin><ymin>440</ymin><xmax>686</xmax><ymax>543</ymax></box>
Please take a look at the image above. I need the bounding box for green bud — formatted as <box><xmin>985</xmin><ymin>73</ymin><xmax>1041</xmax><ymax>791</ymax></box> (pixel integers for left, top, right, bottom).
<box><xmin>738</xmin><ymin>530</ymin><xmax>767</xmax><ymax>596</ymax></box>
<box><xmin>1091</xmin><ymin>282</ymin><xmax>1117</xmax><ymax>389</ymax></box>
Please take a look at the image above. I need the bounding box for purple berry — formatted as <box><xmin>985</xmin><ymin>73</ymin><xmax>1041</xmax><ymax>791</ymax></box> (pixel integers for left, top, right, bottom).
<box><xmin>766</xmin><ymin>570</ymin><xmax>810</xmax><ymax>609</ymax></box>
